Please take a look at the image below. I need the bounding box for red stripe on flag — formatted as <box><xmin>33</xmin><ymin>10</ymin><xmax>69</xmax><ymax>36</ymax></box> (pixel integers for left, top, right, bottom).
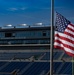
<box><xmin>54</xmin><ymin>39</ymin><xmax>74</xmax><ymax>50</ymax></box>
<box><xmin>70</xmin><ymin>24</ymin><xmax>74</xmax><ymax>27</ymax></box>
<box><xmin>54</xmin><ymin>45</ymin><xmax>74</xmax><ymax>57</ymax></box>
<box><xmin>55</xmin><ymin>34</ymin><xmax>74</xmax><ymax>44</ymax></box>
<box><xmin>54</xmin><ymin>45</ymin><xmax>64</xmax><ymax>50</ymax></box>
<box><xmin>64</xmin><ymin>31</ymin><xmax>74</xmax><ymax>38</ymax></box>
<box><xmin>66</xmin><ymin>27</ymin><xmax>74</xmax><ymax>33</ymax></box>
<box><xmin>65</xmin><ymin>51</ymin><xmax>74</xmax><ymax>57</ymax></box>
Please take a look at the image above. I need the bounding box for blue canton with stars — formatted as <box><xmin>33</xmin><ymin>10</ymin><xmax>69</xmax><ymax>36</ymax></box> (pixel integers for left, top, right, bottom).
<box><xmin>55</xmin><ymin>12</ymin><xmax>71</xmax><ymax>33</ymax></box>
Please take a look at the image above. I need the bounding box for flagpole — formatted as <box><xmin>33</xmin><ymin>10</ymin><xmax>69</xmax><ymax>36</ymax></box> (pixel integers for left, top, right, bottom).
<box><xmin>50</xmin><ymin>0</ymin><xmax>54</xmax><ymax>75</ymax></box>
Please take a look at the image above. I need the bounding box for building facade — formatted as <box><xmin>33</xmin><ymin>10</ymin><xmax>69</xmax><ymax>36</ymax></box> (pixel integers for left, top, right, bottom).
<box><xmin>0</xmin><ymin>26</ymin><xmax>72</xmax><ymax>75</ymax></box>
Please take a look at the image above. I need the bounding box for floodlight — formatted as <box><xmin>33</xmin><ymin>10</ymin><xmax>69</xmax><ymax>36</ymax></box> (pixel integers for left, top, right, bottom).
<box><xmin>19</xmin><ymin>24</ymin><xmax>27</xmax><ymax>26</ymax></box>
<box><xmin>5</xmin><ymin>24</ymin><xmax>12</xmax><ymax>27</ymax></box>
<box><xmin>35</xmin><ymin>23</ymin><xmax>42</xmax><ymax>25</ymax></box>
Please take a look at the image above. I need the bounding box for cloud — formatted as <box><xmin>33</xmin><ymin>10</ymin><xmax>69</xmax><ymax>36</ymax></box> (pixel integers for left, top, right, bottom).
<box><xmin>7</xmin><ymin>7</ymin><xmax>27</xmax><ymax>11</ymax></box>
<box><xmin>7</xmin><ymin>8</ymin><xmax>18</xmax><ymax>11</ymax></box>
<box><xmin>20</xmin><ymin>7</ymin><xmax>27</xmax><ymax>10</ymax></box>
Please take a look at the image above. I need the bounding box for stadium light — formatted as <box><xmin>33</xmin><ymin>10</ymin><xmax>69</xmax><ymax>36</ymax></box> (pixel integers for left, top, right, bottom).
<box><xmin>4</xmin><ymin>24</ymin><xmax>12</xmax><ymax>27</ymax></box>
<box><xmin>35</xmin><ymin>23</ymin><xmax>43</xmax><ymax>26</ymax></box>
<box><xmin>19</xmin><ymin>24</ymin><xmax>27</xmax><ymax>26</ymax></box>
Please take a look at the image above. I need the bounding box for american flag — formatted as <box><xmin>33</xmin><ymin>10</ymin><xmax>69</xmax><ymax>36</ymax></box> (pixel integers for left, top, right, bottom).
<box><xmin>54</xmin><ymin>12</ymin><xmax>74</xmax><ymax>57</ymax></box>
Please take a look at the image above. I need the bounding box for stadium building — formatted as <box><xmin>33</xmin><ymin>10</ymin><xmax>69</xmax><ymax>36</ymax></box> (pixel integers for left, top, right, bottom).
<box><xmin>0</xmin><ymin>25</ymin><xmax>72</xmax><ymax>75</ymax></box>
